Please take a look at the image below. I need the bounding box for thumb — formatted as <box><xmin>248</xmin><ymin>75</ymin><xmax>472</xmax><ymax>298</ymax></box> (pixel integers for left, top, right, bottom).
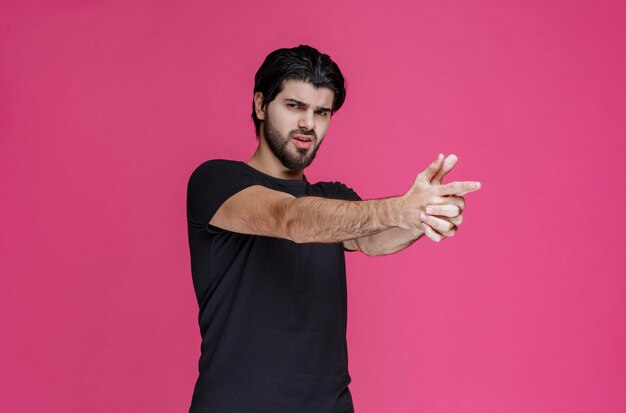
<box><xmin>418</xmin><ymin>153</ymin><xmax>444</xmax><ymax>182</ymax></box>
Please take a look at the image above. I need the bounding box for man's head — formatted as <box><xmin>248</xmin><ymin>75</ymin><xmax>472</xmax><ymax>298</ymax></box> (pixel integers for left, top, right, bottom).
<box><xmin>251</xmin><ymin>45</ymin><xmax>346</xmax><ymax>137</ymax></box>
<box><xmin>251</xmin><ymin>45</ymin><xmax>346</xmax><ymax>170</ymax></box>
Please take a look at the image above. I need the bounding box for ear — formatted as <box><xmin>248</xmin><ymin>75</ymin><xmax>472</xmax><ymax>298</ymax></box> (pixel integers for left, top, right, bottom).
<box><xmin>254</xmin><ymin>92</ymin><xmax>266</xmax><ymax>120</ymax></box>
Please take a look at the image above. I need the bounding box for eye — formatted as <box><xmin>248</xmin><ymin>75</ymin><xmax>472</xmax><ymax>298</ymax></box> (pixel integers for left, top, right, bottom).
<box><xmin>317</xmin><ymin>110</ymin><xmax>329</xmax><ymax>117</ymax></box>
<box><xmin>287</xmin><ymin>103</ymin><xmax>298</xmax><ymax>108</ymax></box>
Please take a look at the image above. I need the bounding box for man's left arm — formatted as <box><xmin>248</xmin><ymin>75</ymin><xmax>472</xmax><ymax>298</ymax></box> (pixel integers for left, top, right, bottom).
<box><xmin>344</xmin><ymin>226</ymin><xmax>424</xmax><ymax>256</ymax></box>
<box><xmin>344</xmin><ymin>154</ymin><xmax>468</xmax><ymax>256</ymax></box>
<box><xmin>343</xmin><ymin>197</ymin><xmax>465</xmax><ymax>255</ymax></box>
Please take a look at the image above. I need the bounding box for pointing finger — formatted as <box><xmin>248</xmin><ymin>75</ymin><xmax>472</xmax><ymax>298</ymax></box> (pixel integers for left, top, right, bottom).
<box><xmin>431</xmin><ymin>154</ymin><xmax>458</xmax><ymax>185</ymax></box>
<box><xmin>418</xmin><ymin>153</ymin><xmax>444</xmax><ymax>182</ymax></box>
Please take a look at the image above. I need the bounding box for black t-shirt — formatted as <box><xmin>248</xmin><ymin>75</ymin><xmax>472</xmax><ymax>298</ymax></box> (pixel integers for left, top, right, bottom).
<box><xmin>186</xmin><ymin>159</ymin><xmax>362</xmax><ymax>413</ymax></box>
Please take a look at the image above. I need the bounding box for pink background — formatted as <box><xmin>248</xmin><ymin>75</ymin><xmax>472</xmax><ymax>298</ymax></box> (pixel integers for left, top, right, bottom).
<box><xmin>2</xmin><ymin>1</ymin><xmax>625</xmax><ymax>412</ymax></box>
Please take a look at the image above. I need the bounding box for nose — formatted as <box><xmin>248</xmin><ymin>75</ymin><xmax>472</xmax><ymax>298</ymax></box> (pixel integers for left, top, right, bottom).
<box><xmin>298</xmin><ymin>110</ymin><xmax>315</xmax><ymax>131</ymax></box>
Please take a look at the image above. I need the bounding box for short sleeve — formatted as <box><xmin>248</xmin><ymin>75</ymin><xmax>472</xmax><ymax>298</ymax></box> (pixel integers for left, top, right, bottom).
<box><xmin>311</xmin><ymin>181</ymin><xmax>362</xmax><ymax>252</ymax></box>
<box><xmin>186</xmin><ymin>160</ymin><xmax>259</xmax><ymax>232</ymax></box>
<box><xmin>331</xmin><ymin>182</ymin><xmax>361</xmax><ymax>202</ymax></box>
<box><xmin>334</xmin><ymin>183</ymin><xmax>362</xmax><ymax>252</ymax></box>
<box><xmin>311</xmin><ymin>181</ymin><xmax>361</xmax><ymax>202</ymax></box>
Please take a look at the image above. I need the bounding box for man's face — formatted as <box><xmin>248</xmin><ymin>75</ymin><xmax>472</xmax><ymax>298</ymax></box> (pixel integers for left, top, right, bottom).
<box><xmin>258</xmin><ymin>79</ymin><xmax>335</xmax><ymax>171</ymax></box>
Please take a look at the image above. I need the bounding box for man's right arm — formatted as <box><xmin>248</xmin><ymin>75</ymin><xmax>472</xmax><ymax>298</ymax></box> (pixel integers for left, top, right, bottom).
<box><xmin>209</xmin><ymin>155</ymin><xmax>481</xmax><ymax>244</ymax></box>
<box><xmin>209</xmin><ymin>185</ymin><xmax>399</xmax><ymax>244</ymax></box>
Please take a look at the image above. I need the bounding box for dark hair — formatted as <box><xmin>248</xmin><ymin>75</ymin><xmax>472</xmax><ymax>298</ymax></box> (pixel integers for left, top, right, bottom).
<box><xmin>251</xmin><ymin>44</ymin><xmax>346</xmax><ymax>138</ymax></box>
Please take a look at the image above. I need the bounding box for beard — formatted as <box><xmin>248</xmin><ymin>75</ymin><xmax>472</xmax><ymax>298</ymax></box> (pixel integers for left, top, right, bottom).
<box><xmin>262</xmin><ymin>115</ymin><xmax>322</xmax><ymax>171</ymax></box>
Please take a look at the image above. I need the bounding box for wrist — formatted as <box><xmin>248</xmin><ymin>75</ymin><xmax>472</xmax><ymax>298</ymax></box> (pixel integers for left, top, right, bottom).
<box><xmin>387</xmin><ymin>195</ymin><xmax>407</xmax><ymax>228</ymax></box>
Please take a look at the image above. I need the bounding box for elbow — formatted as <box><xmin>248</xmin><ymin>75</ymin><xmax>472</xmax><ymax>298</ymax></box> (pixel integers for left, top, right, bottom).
<box><xmin>361</xmin><ymin>243</ymin><xmax>395</xmax><ymax>257</ymax></box>
<box><xmin>284</xmin><ymin>219</ymin><xmax>304</xmax><ymax>243</ymax></box>
<box><xmin>284</xmin><ymin>217</ymin><xmax>316</xmax><ymax>244</ymax></box>
<box><xmin>363</xmin><ymin>249</ymin><xmax>384</xmax><ymax>257</ymax></box>
<box><xmin>351</xmin><ymin>241</ymin><xmax>378</xmax><ymax>257</ymax></box>
<box><xmin>277</xmin><ymin>198</ymin><xmax>304</xmax><ymax>243</ymax></box>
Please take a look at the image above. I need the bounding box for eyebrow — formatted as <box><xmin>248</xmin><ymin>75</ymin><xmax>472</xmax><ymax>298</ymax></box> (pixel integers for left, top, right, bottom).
<box><xmin>284</xmin><ymin>98</ymin><xmax>331</xmax><ymax>112</ymax></box>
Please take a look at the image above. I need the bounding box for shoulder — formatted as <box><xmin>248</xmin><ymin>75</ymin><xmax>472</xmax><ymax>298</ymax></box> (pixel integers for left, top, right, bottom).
<box><xmin>188</xmin><ymin>159</ymin><xmax>254</xmax><ymax>182</ymax></box>
<box><xmin>186</xmin><ymin>159</ymin><xmax>264</xmax><ymax>226</ymax></box>
<box><xmin>190</xmin><ymin>159</ymin><xmax>243</xmax><ymax>175</ymax></box>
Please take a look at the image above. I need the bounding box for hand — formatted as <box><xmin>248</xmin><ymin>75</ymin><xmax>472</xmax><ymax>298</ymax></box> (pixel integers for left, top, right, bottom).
<box><xmin>419</xmin><ymin>196</ymin><xmax>465</xmax><ymax>241</ymax></box>
<box><xmin>421</xmin><ymin>154</ymin><xmax>465</xmax><ymax>242</ymax></box>
<box><xmin>399</xmin><ymin>154</ymin><xmax>481</xmax><ymax>241</ymax></box>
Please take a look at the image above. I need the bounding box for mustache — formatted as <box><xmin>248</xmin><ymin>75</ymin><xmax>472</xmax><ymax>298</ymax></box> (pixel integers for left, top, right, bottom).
<box><xmin>291</xmin><ymin>130</ymin><xmax>316</xmax><ymax>139</ymax></box>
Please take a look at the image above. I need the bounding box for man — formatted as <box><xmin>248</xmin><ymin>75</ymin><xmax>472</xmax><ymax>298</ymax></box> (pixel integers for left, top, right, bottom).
<box><xmin>186</xmin><ymin>45</ymin><xmax>481</xmax><ymax>413</ymax></box>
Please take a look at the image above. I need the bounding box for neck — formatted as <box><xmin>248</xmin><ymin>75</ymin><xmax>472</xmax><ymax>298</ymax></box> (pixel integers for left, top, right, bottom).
<box><xmin>246</xmin><ymin>136</ymin><xmax>304</xmax><ymax>181</ymax></box>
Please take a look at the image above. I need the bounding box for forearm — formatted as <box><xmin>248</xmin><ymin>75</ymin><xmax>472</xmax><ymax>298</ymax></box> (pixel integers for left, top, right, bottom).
<box><xmin>280</xmin><ymin>196</ymin><xmax>399</xmax><ymax>244</ymax></box>
<box><xmin>353</xmin><ymin>227</ymin><xmax>424</xmax><ymax>256</ymax></box>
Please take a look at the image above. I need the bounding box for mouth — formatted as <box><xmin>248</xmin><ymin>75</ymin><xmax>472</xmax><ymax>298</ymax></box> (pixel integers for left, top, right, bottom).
<box><xmin>292</xmin><ymin>134</ymin><xmax>314</xmax><ymax>149</ymax></box>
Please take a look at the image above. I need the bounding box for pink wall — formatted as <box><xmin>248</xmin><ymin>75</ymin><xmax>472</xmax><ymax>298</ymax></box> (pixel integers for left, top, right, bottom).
<box><xmin>2</xmin><ymin>1</ymin><xmax>625</xmax><ymax>412</ymax></box>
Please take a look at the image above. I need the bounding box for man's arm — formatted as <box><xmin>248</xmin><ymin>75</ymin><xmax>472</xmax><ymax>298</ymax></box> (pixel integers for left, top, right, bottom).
<box><xmin>210</xmin><ymin>185</ymin><xmax>400</xmax><ymax>243</ymax></box>
<box><xmin>343</xmin><ymin>227</ymin><xmax>424</xmax><ymax>256</ymax></box>
<box><xmin>343</xmin><ymin>192</ymin><xmax>466</xmax><ymax>254</ymax></box>
<box><xmin>342</xmin><ymin>154</ymin><xmax>472</xmax><ymax>255</ymax></box>
<box><xmin>209</xmin><ymin>155</ymin><xmax>480</xmax><ymax>244</ymax></box>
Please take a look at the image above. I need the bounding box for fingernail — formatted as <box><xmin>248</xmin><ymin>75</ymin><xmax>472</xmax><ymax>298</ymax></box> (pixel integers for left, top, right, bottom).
<box><xmin>425</xmin><ymin>206</ymin><xmax>433</xmax><ymax>214</ymax></box>
<box><xmin>420</xmin><ymin>212</ymin><xmax>427</xmax><ymax>220</ymax></box>
<box><xmin>475</xmin><ymin>181</ymin><xmax>481</xmax><ymax>189</ymax></box>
